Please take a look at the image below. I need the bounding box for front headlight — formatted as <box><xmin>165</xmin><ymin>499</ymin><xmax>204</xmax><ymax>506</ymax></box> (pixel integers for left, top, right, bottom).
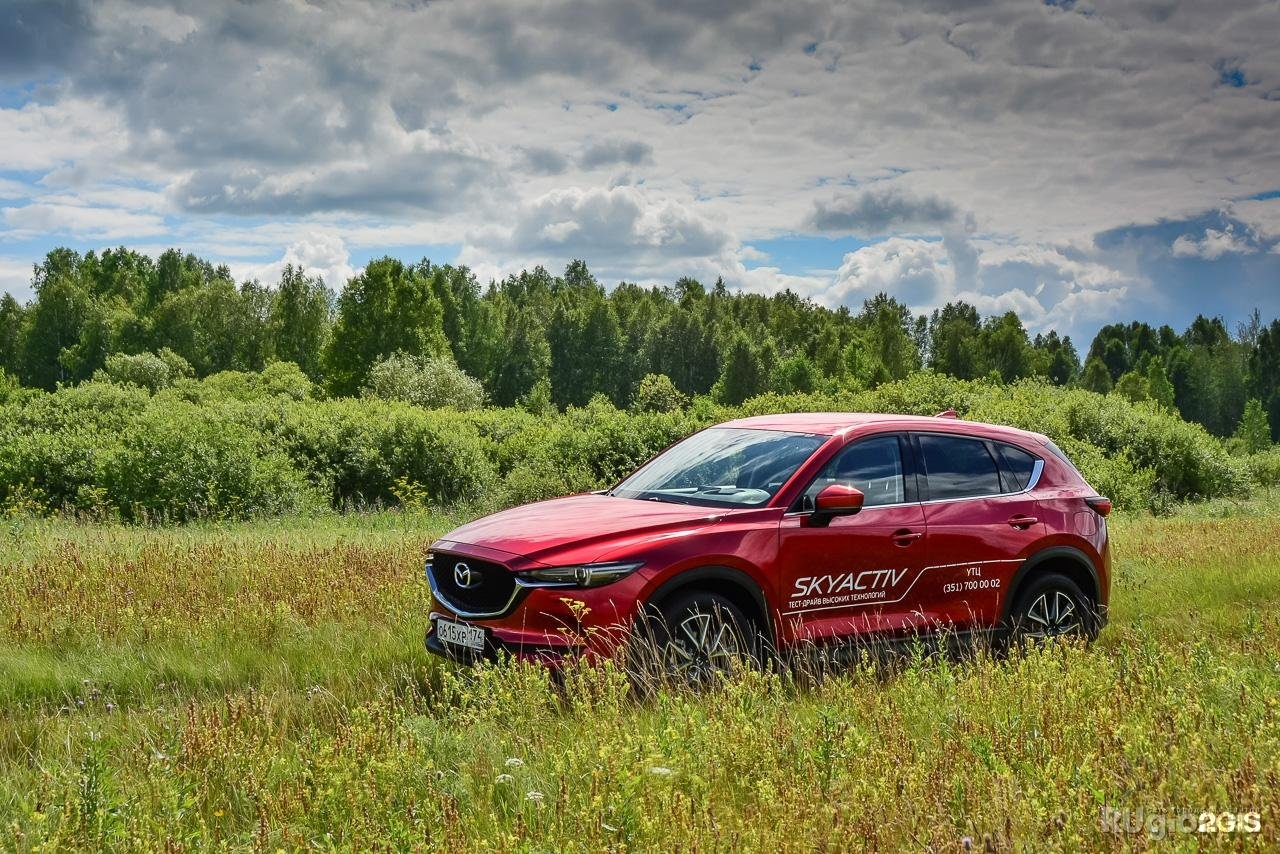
<box><xmin>521</xmin><ymin>561</ymin><xmax>644</xmax><ymax>588</ymax></box>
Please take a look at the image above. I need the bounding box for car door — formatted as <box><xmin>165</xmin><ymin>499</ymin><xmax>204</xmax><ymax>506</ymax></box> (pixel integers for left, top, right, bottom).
<box><xmin>910</xmin><ymin>433</ymin><xmax>1046</xmax><ymax>632</ymax></box>
<box><xmin>776</xmin><ymin>433</ymin><xmax>929</xmax><ymax>645</ymax></box>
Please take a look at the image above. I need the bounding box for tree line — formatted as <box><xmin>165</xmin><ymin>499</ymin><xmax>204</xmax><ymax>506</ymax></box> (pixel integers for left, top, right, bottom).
<box><xmin>1</xmin><ymin>246</ymin><xmax>1276</xmax><ymax>440</ymax></box>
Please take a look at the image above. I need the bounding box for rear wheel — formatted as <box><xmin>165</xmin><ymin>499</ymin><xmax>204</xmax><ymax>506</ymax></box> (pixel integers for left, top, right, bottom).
<box><xmin>630</xmin><ymin>591</ymin><xmax>760</xmax><ymax>689</ymax></box>
<box><xmin>1008</xmin><ymin>573</ymin><xmax>1098</xmax><ymax>648</ymax></box>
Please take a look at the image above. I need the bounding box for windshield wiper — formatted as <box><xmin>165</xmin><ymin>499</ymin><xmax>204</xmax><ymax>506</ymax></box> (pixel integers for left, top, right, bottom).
<box><xmin>620</xmin><ymin>490</ymin><xmax>693</xmax><ymax>505</ymax></box>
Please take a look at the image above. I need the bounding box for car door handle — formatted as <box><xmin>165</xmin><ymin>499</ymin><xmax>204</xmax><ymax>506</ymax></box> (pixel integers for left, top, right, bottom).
<box><xmin>1007</xmin><ymin>515</ymin><xmax>1039</xmax><ymax>529</ymax></box>
<box><xmin>891</xmin><ymin>529</ymin><xmax>923</xmax><ymax>546</ymax></box>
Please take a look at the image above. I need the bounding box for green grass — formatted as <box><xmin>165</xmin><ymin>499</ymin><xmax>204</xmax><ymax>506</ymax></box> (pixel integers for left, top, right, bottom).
<box><xmin>1</xmin><ymin>505</ymin><xmax>1278</xmax><ymax>851</ymax></box>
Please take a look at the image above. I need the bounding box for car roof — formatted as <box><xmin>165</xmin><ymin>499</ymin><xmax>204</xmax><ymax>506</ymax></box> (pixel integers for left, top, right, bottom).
<box><xmin>718</xmin><ymin>411</ymin><xmax>1042</xmax><ymax>443</ymax></box>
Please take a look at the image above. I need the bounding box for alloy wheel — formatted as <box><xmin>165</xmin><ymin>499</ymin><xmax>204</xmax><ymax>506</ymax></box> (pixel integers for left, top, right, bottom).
<box><xmin>663</xmin><ymin>609</ymin><xmax>745</xmax><ymax>682</ymax></box>
<box><xmin>1021</xmin><ymin>589</ymin><xmax>1082</xmax><ymax>639</ymax></box>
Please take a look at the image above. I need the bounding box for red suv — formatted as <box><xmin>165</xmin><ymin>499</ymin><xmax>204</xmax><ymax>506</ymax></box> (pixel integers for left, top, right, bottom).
<box><xmin>425</xmin><ymin>412</ymin><xmax>1110</xmax><ymax>675</ymax></box>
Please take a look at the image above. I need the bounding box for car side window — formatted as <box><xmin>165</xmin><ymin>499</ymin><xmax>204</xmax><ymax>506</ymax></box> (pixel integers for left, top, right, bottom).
<box><xmin>803</xmin><ymin>435</ymin><xmax>904</xmax><ymax>508</ymax></box>
<box><xmin>917</xmin><ymin>435</ymin><xmax>1002</xmax><ymax>500</ymax></box>
<box><xmin>995</xmin><ymin>443</ymin><xmax>1038</xmax><ymax>492</ymax></box>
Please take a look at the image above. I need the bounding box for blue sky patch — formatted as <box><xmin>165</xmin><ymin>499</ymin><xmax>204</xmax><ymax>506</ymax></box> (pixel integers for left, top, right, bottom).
<box><xmin>743</xmin><ymin>234</ymin><xmax>870</xmax><ymax>273</ymax></box>
<box><xmin>1215</xmin><ymin>59</ymin><xmax>1247</xmax><ymax>87</ymax></box>
<box><xmin>348</xmin><ymin>243</ymin><xmax>462</xmax><ymax>271</ymax></box>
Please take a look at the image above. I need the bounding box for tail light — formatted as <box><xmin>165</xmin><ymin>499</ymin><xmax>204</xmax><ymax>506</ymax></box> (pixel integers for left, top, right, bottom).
<box><xmin>1085</xmin><ymin>496</ymin><xmax>1112</xmax><ymax>517</ymax></box>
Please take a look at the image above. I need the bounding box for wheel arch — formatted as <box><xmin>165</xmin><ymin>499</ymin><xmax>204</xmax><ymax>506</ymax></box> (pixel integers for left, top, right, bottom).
<box><xmin>645</xmin><ymin>565</ymin><xmax>775</xmax><ymax>647</ymax></box>
<box><xmin>1002</xmin><ymin>546</ymin><xmax>1101</xmax><ymax>623</ymax></box>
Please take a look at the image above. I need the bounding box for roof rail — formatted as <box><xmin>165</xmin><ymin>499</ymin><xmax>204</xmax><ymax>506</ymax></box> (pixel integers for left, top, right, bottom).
<box><xmin>935</xmin><ymin>409</ymin><xmax>958</xmax><ymax>419</ymax></box>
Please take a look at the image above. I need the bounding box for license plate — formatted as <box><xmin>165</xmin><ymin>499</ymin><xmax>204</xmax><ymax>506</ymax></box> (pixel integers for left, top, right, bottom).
<box><xmin>435</xmin><ymin>617</ymin><xmax>485</xmax><ymax>652</ymax></box>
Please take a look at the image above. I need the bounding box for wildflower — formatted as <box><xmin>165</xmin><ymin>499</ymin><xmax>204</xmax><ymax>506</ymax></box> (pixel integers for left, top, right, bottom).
<box><xmin>962</xmin><ymin>838</ymin><xmax>972</xmax><ymax>851</ymax></box>
<box><xmin>647</xmin><ymin>766</ymin><xmax>674</xmax><ymax>777</ymax></box>
<box><xmin>495</xmin><ymin>774</ymin><xmax>514</xmax><ymax>784</ymax></box>
<box><xmin>525</xmin><ymin>791</ymin><xmax>545</xmax><ymax>804</ymax></box>
<box><xmin>504</xmin><ymin>757</ymin><xmax>524</xmax><ymax>768</ymax></box>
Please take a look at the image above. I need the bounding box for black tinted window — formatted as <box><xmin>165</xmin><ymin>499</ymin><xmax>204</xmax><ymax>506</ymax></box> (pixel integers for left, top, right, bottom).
<box><xmin>996</xmin><ymin>443</ymin><xmax>1037</xmax><ymax>491</ymax></box>
<box><xmin>918</xmin><ymin>435</ymin><xmax>1001</xmax><ymax>500</ymax></box>
<box><xmin>804</xmin><ymin>436</ymin><xmax>904</xmax><ymax>508</ymax></box>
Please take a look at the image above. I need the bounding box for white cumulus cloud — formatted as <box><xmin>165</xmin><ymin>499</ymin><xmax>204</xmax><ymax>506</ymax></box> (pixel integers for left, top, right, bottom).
<box><xmin>230</xmin><ymin>234</ymin><xmax>358</xmax><ymax>288</ymax></box>
<box><xmin>1171</xmin><ymin>225</ymin><xmax>1255</xmax><ymax>260</ymax></box>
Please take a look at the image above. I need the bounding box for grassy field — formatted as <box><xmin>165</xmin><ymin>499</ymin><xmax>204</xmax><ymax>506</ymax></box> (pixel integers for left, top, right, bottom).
<box><xmin>1</xmin><ymin>500</ymin><xmax>1278</xmax><ymax>851</ymax></box>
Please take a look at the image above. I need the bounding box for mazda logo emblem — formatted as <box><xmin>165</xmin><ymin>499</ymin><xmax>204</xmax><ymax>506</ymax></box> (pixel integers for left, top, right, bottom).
<box><xmin>453</xmin><ymin>562</ymin><xmax>480</xmax><ymax>589</ymax></box>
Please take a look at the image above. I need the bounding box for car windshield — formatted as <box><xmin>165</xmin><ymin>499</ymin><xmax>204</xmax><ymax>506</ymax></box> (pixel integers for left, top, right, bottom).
<box><xmin>611</xmin><ymin>427</ymin><xmax>825</xmax><ymax>508</ymax></box>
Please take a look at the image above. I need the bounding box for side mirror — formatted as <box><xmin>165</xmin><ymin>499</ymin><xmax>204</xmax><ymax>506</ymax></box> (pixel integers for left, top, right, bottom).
<box><xmin>809</xmin><ymin>484</ymin><xmax>865</xmax><ymax>526</ymax></box>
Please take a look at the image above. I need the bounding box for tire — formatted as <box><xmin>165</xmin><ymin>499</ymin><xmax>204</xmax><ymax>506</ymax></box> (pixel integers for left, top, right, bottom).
<box><xmin>629</xmin><ymin>591</ymin><xmax>761</xmax><ymax>689</ymax></box>
<box><xmin>1007</xmin><ymin>572</ymin><xmax>1099</xmax><ymax>649</ymax></box>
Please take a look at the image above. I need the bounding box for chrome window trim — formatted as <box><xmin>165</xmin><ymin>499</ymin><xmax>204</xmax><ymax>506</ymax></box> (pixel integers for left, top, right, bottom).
<box><xmin>784</xmin><ymin>453</ymin><xmax>1043</xmax><ymax>516</ymax></box>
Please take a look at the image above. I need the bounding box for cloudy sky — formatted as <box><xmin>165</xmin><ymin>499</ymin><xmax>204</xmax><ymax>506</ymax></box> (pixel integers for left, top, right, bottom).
<box><xmin>2</xmin><ymin>0</ymin><xmax>1278</xmax><ymax>343</ymax></box>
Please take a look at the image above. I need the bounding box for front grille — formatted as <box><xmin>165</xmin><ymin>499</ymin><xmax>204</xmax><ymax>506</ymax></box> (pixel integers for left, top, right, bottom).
<box><xmin>429</xmin><ymin>552</ymin><xmax>521</xmax><ymax>617</ymax></box>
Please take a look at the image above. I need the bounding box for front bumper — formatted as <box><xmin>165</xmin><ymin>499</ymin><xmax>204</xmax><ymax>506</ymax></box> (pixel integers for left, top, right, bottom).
<box><xmin>425</xmin><ymin>576</ymin><xmax>644</xmax><ymax>667</ymax></box>
<box><xmin>425</xmin><ymin>612</ymin><xmax>585</xmax><ymax>666</ymax></box>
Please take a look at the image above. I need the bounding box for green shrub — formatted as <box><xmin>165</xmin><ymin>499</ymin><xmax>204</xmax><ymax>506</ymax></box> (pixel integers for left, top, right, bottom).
<box><xmin>95</xmin><ymin>349</ymin><xmax>194</xmax><ymax>392</ymax></box>
<box><xmin>497</xmin><ymin>458</ymin><xmax>600</xmax><ymax>507</ymax></box>
<box><xmin>363</xmin><ymin>352</ymin><xmax>485</xmax><ymax>411</ymax></box>
<box><xmin>0</xmin><ymin>369</ymin><xmax>29</xmax><ymax>405</ymax></box>
<box><xmin>1245</xmin><ymin>448</ymin><xmax>1280</xmax><ymax>489</ymax></box>
<box><xmin>273</xmin><ymin>398</ymin><xmax>495</xmax><ymax>508</ymax></box>
<box><xmin>99</xmin><ymin>402</ymin><xmax>318</xmax><ymax>522</ymax></box>
<box><xmin>189</xmin><ymin>362</ymin><xmax>318</xmax><ymax>402</ymax></box>
<box><xmin>0</xmin><ymin>367</ymin><xmax>1250</xmax><ymax>522</ymax></box>
<box><xmin>0</xmin><ymin>421</ymin><xmax>109</xmax><ymax>512</ymax></box>
<box><xmin>631</xmin><ymin>373</ymin><xmax>688</xmax><ymax>413</ymax></box>
<box><xmin>6</xmin><ymin>381</ymin><xmax>150</xmax><ymax>434</ymax></box>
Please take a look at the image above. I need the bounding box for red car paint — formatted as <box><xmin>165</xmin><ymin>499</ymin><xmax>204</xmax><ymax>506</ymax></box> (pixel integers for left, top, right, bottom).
<box><xmin>425</xmin><ymin>413</ymin><xmax>1110</xmax><ymax>664</ymax></box>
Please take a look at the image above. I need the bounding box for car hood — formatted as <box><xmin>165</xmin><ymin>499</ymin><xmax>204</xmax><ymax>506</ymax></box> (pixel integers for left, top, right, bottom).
<box><xmin>433</xmin><ymin>492</ymin><xmax>731</xmax><ymax>565</ymax></box>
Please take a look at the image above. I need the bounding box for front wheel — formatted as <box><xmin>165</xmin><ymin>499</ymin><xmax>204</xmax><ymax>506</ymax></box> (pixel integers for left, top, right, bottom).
<box><xmin>630</xmin><ymin>591</ymin><xmax>761</xmax><ymax>689</ymax></box>
<box><xmin>1007</xmin><ymin>573</ymin><xmax>1099</xmax><ymax>648</ymax></box>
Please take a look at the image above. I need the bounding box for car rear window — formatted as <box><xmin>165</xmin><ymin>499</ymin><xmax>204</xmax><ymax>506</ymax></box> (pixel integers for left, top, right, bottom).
<box><xmin>918</xmin><ymin>434</ymin><xmax>1002</xmax><ymax>500</ymax></box>
<box><xmin>995</xmin><ymin>443</ymin><xmax>1038</xmax><ymax>492</ymax></box>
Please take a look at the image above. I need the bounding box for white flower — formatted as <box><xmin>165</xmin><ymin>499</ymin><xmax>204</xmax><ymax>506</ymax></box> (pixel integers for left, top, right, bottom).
<box><xmin>525</xmin><ymin>791</ymin><xmax>545</xmax><ymax>803</ymax></box>
<box><xmin>504</xmin><ymin>757</ymin><xmax>525</xmax><ymax>768</ymax></box>
<box><xmin>647</xmin><ymin>766</ymin><xmax>674</xmax><ymax>777</ymax></box>
<box><xmin>495</xmin><ymin>774</ymin><xmax>514</xmax><ymax>784</ymax></box>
